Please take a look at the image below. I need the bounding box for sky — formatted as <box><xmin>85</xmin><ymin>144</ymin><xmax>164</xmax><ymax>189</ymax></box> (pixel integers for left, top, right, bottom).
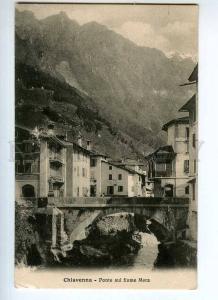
<box><xmin>16</xmin><ymin>3</ymin><xmax>198</xmax><ymax>60</ymax></box>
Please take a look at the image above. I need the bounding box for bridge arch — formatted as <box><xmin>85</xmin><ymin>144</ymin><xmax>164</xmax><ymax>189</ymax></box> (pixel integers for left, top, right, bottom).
<box><xmin>92</xmin><ymin>207</ymin><xmax>174</xmax><ymax>242</ymax></box>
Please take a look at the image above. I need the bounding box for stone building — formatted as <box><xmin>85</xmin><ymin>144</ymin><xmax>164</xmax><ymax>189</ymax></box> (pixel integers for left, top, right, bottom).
<box><xmin>146</xmin><ymin>117</ymin><xmax>190</xmax><ymax>198</ymax></box>
<box><xmin>90</xmin><ymin>154</ymin><xmax>146</xmax><ymax>197</ymax></box>
<box><xmin>65</xmin><ymin>140</ymin><xmax>91</xmax><ymax>198</ymax></box>
<box><xmin>15</xmin><ymin>125</ymin><xmax>41</xmax><ymax>201</ymax></box>
<box><xmin>15</xmin><ymin>125</ymin><xmax>91</xmax><ymax>202</ymax></box>
<box><xmin>179</xmin><ymin>64</ymin><xmax>198</xmax><ymax>241</ymax></box>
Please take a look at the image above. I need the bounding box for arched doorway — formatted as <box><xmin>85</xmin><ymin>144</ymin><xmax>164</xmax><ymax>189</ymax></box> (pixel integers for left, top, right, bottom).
<box><xmin>164</xmin><ymin>184</ymin><xmax>174</xmax><ymax>197</ymax></box>
<box><xmin>22</xmin><ymin>184</ymin><xmax>35</xmax><ymax>198</ymax></box>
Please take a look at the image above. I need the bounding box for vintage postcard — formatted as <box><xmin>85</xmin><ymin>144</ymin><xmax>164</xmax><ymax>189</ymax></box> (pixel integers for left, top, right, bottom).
<box><xmin>14</xmin><ymin>2</ymin><xmax>198</xmax><ymax>289</ymax></box>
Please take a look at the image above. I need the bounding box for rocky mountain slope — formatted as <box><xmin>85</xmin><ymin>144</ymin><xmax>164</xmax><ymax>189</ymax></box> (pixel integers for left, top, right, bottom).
<box><xmin>15</xmin><ymin>9</ymin><xmax>195</xmax><ymax>158</ymax></box>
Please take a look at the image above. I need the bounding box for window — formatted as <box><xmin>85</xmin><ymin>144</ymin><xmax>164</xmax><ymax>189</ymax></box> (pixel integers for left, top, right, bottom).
<box><xmin>194</xmin><ymin>160</ymin><xmax>197</xmax><ymax>173</ymax></box>
<box><xmin>193</xmin><ymin>109</ymin><xmax>196</xmax><ymax>122</ymax></box>
<box><xmin>109</xmin><ymin>174</ymin><xmax>112</xmax><ymax>180</ymax></box>
<box><xmin>107</xmin><ymin>186</ymin><xmax>114</xmax><ymax>195</ymax></box>
<box><xmin>118</xmin><ymin>186</ymin><xmax>123</xmax><ymax>192</ymax></box>
<box><xmin>24</xmin><ymin>143</ymin><xmax>32</xmax><ymax>153</ymax></box>
<box><xmin>184</xmin><ymin>160</ymin><xmax>189</xmax><ymax>173</ymax></box>
<box><xmin>15</xmin><ymin>160</ymin><xmax>20</xmax><ymax>173</ymax></box>
<box><xmin>186</xmin><ymin>127</ymin><xmax>190</xmax><ymax>139</ymax></box>
<box><xmin>82</xmin><ymin>168</ymin><xmax>86</xmax><ymax>177</ymax></box>
<box><xmin>193</xmin><ymin>182</ymin><xmax>196</xmax><ymax>200</ymax></box>
<box><xmin>77</xmin><ymin>166</ymin><xmax>80</xmax><ymax>176</ymax></box>
<box><xmin>185</xmin><ymin>186</ymin><xmax>189</xmax><ymax>195</ymax></box>
<box><xmin>165</xmin><ymin>184</ymin><xmax>174</xmax><ymax>197</ymax></box>
<box><xmin>17</xmin><ymin>162</ymin><xmax>24</xmax><ymax>173</ymax></box>
<box><xmin>139</xmin><ymin>176</ymin><xmax>141</xmax><ymax>182</ymax></box>
<box><xmin>109</xmin><ymin>165</ymin><xmax>112</xmax><ymax>170</ymax></box>
<box><xmin>156</xmin><ymin>163</ymin><xmax>165</xmax><ymax>172</ymax></box>
<box><xmin>192</xmin><ymin>134</ymin><xmax>196</xmax><ymax>148</ymax></box>
<box><xmin>90</xmin><ymin>158</ymin><xmax>96</xmax><ymax>167</ymax></box>
<box><xmin>24</xmin><ymin>162</ymin><xmax>32</xmax><ymax>173</ymax></box>
<box><xmin>77</xmin><ymin>187</ymin><xmax>80</xmax><ymax>197</ymax></box>
<box><xmin>118</xmin><ymin>174</ymin><xmax>122</xmax><ymax>180</ymax></box>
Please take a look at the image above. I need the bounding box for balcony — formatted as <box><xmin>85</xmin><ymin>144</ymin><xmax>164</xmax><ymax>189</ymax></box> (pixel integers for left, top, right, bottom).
<box><xmin>49</xmin><ymin>153</ymin><xmax>64</xmax><ymax>166</ymax></box>
<box><xmin>49</xmin><ymin>175</ymin><xmax>64</xmax><ymax>184</ymax></box>
<box><xmin>154</xmin><ymin>170</ymin><xmax>172</xmax><ymax>178</ymax></box>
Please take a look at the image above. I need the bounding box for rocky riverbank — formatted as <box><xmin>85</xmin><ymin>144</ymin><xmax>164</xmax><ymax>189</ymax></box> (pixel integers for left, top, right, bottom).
<box><xmin>154</xmin><ymin>240</ymin><xmax>197</xmax><ymax>268</ymax></box>
<box><xmin>64</xmin><ymin>213</ymin><xmax>142</xmax><ymax>266</ymax></box>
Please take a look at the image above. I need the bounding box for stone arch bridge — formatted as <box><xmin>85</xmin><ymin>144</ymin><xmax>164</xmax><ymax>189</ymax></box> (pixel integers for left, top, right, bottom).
<box><xmin>32</xmin><ymin>197</ymin><xmax>189</xmax><ymax>248</ymax></box>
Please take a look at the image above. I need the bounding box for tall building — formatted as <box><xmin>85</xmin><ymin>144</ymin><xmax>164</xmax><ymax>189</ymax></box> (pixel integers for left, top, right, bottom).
<box><xmin>90</xmin><ymin>152</ymin><xmax>108</xmax><ymax>197</ymax></box>
<box><xmin>15</xmin><ymin>125</ymin><xmax>67</xmax><ymax>202</ymax></box>
<box><xmin>179</xmin><ymin>64</ymin><xmax>198</xmax><ymax>240</ymax></box>
<box><xmin>65</xmin><ymin>140</ymin><xmax>91</xmax><ymax>198</ymax></box>
<box><xmin>146</xmin><ymin>117</ymin><xmax>190</xmax><ymax>198</ymax></box>
<box><xmin>15</xmin><ymin>125</ymin><xmax>40</xmax><ymax>200</ymax></box>
<box><xmin>15</xmin><ymin>125</ymin><xmax>91</xmax><ymax>202</ymax></box>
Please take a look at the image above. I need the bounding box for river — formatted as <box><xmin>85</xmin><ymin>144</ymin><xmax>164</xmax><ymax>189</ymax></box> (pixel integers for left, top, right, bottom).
<box><xmin>132</xmin><ymin>232</ymin><xmax>159</xmax><ymax>269</ymax></box>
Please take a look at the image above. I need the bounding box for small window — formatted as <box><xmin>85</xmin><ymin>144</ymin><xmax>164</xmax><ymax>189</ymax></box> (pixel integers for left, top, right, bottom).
<box><xmin>184</xmin><ymin>160</ymin><xmax>189</xmax><ymax>173</ymax></box>
<box><xmin>107</xmin><ymin>186</ymin><xmax>114</xmax><ymax>195</ymax></box>
<box><xmin>192</xmin><ymin>134</ymin><xmax>196</xmax><ymax>148</ymax></box>
<box><xmin>194</xmin><ymin>160</ymin><xmax>197</xmax><ymax>173</ymax></box>
<box><xmin>109</xmin><ymin>174</ymin><xmax>112</xmax><ymax>180</ymax></box>
<box><xmin>156</xmin><ymin>163</ymin><xmax>166</xmax><ymax>172</ymax></box>
<box><xmin>186</xmin><ymin>127</ymin><xmax>190</xmax><ymax>139</ymax></box>
<box><xmin>193</xmin><ymin>109</ymin><xmax>196</xmax><ymax>122</ymax></box>
<box><xmin>24</xmin><ymin>143</ymin><xmax>32</xmax><ymax>153</ymax></box>
<box><xmin>193</xmin><ymin>182</ymin><xmax>196</xmax><ymax>200</ymax></box>
<box><xmin>109</xmin><ymin>165</ymin><xmax>112</xmax><ymax>170</ymax></box>
<box><xmin>77</xmin><ymin>187</ymin><xmax>80</xmax><ymax>196</ymax></box>
<box><xmin>118</xmin><ymin>174</ymin><xmax>122</xmax><ymax>180</ymax></box>
<box><xmin>118</xmin><ymin>186</ymin><xmax>123</xmax><ymax>192</ymax></box>
<box><xmin>90</xmin><ymin>158</ymin><xmax>96</xmax><ymax>167</ymax></box>
<box><xmin>15</xmin><ymin>160</ymin><xmax>20</xmax><ymax>173</ymax></box>
<box><xmin>18</xmin><ymin>163</ymin><xmax>24</xmax><ymax>173</ymax></box>
<box><xmin>24</xmin><ymin>162</ymin><xmax>32</xmax><ymax>173</ymax></box>
<box><xmin>77</xmin><ymin>166</ymin><xmax>80</xmax><ymax>176</ymax></box>
<box><xmin>82</xmin><ymin>168</ymin><xmax>85</xmax><ymax>177</ymax></box>
<box><xmin>185</xmin><ymin>186</ymin><xmax>189</xmax><ymax>195</ymax></box>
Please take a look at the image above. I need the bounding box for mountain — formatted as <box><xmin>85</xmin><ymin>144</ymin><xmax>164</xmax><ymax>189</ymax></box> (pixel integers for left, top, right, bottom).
<box><xmin>15</xmin><ymin>9</ymin><xmax>195</xmax><ymax>158</ymax></box>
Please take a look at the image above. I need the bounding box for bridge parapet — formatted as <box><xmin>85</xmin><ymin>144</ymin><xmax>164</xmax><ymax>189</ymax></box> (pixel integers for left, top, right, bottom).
<box><xmin>107</xmin><ymin>197</ymin><xmax>189</xmax><ymax>205</ymax></box>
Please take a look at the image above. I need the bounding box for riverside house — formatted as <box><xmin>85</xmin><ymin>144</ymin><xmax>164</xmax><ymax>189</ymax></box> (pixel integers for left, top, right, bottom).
<box><xmin>15</xmin><ymin>124</ymin><xmax>91</xmax><ymax>203</ymax></box>
<box><xmin>90</xmin><ymin>155</ymin><xmax>146</xmax><ymax>197</ymax></box>
<box><xmin>179</xmin><ymin>64</ymin><xmax>198</xmax><ymax>241</ymax></box>
<box><xmin>146</xmin><ymin>117</ymin><xmax>190</xmax><ymax>198</ymax></box>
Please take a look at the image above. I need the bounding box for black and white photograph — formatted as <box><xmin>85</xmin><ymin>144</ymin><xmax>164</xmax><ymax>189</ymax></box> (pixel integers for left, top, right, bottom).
<box><xmin>14</xmin><ymin>2</ymin><xmax>198</xmax><ymax>289</ymax></box>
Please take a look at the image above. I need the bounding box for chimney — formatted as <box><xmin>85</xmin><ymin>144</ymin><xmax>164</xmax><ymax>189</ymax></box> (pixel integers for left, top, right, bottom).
<box><xmin>86</xmin><ymin>140</ymin><xmax>91</xmax><ymax>151</ymax></box>
<box><xmin>47</xmin><ymin>123</ymin><xmax>55</xmax><ymax>136</ymax></box>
